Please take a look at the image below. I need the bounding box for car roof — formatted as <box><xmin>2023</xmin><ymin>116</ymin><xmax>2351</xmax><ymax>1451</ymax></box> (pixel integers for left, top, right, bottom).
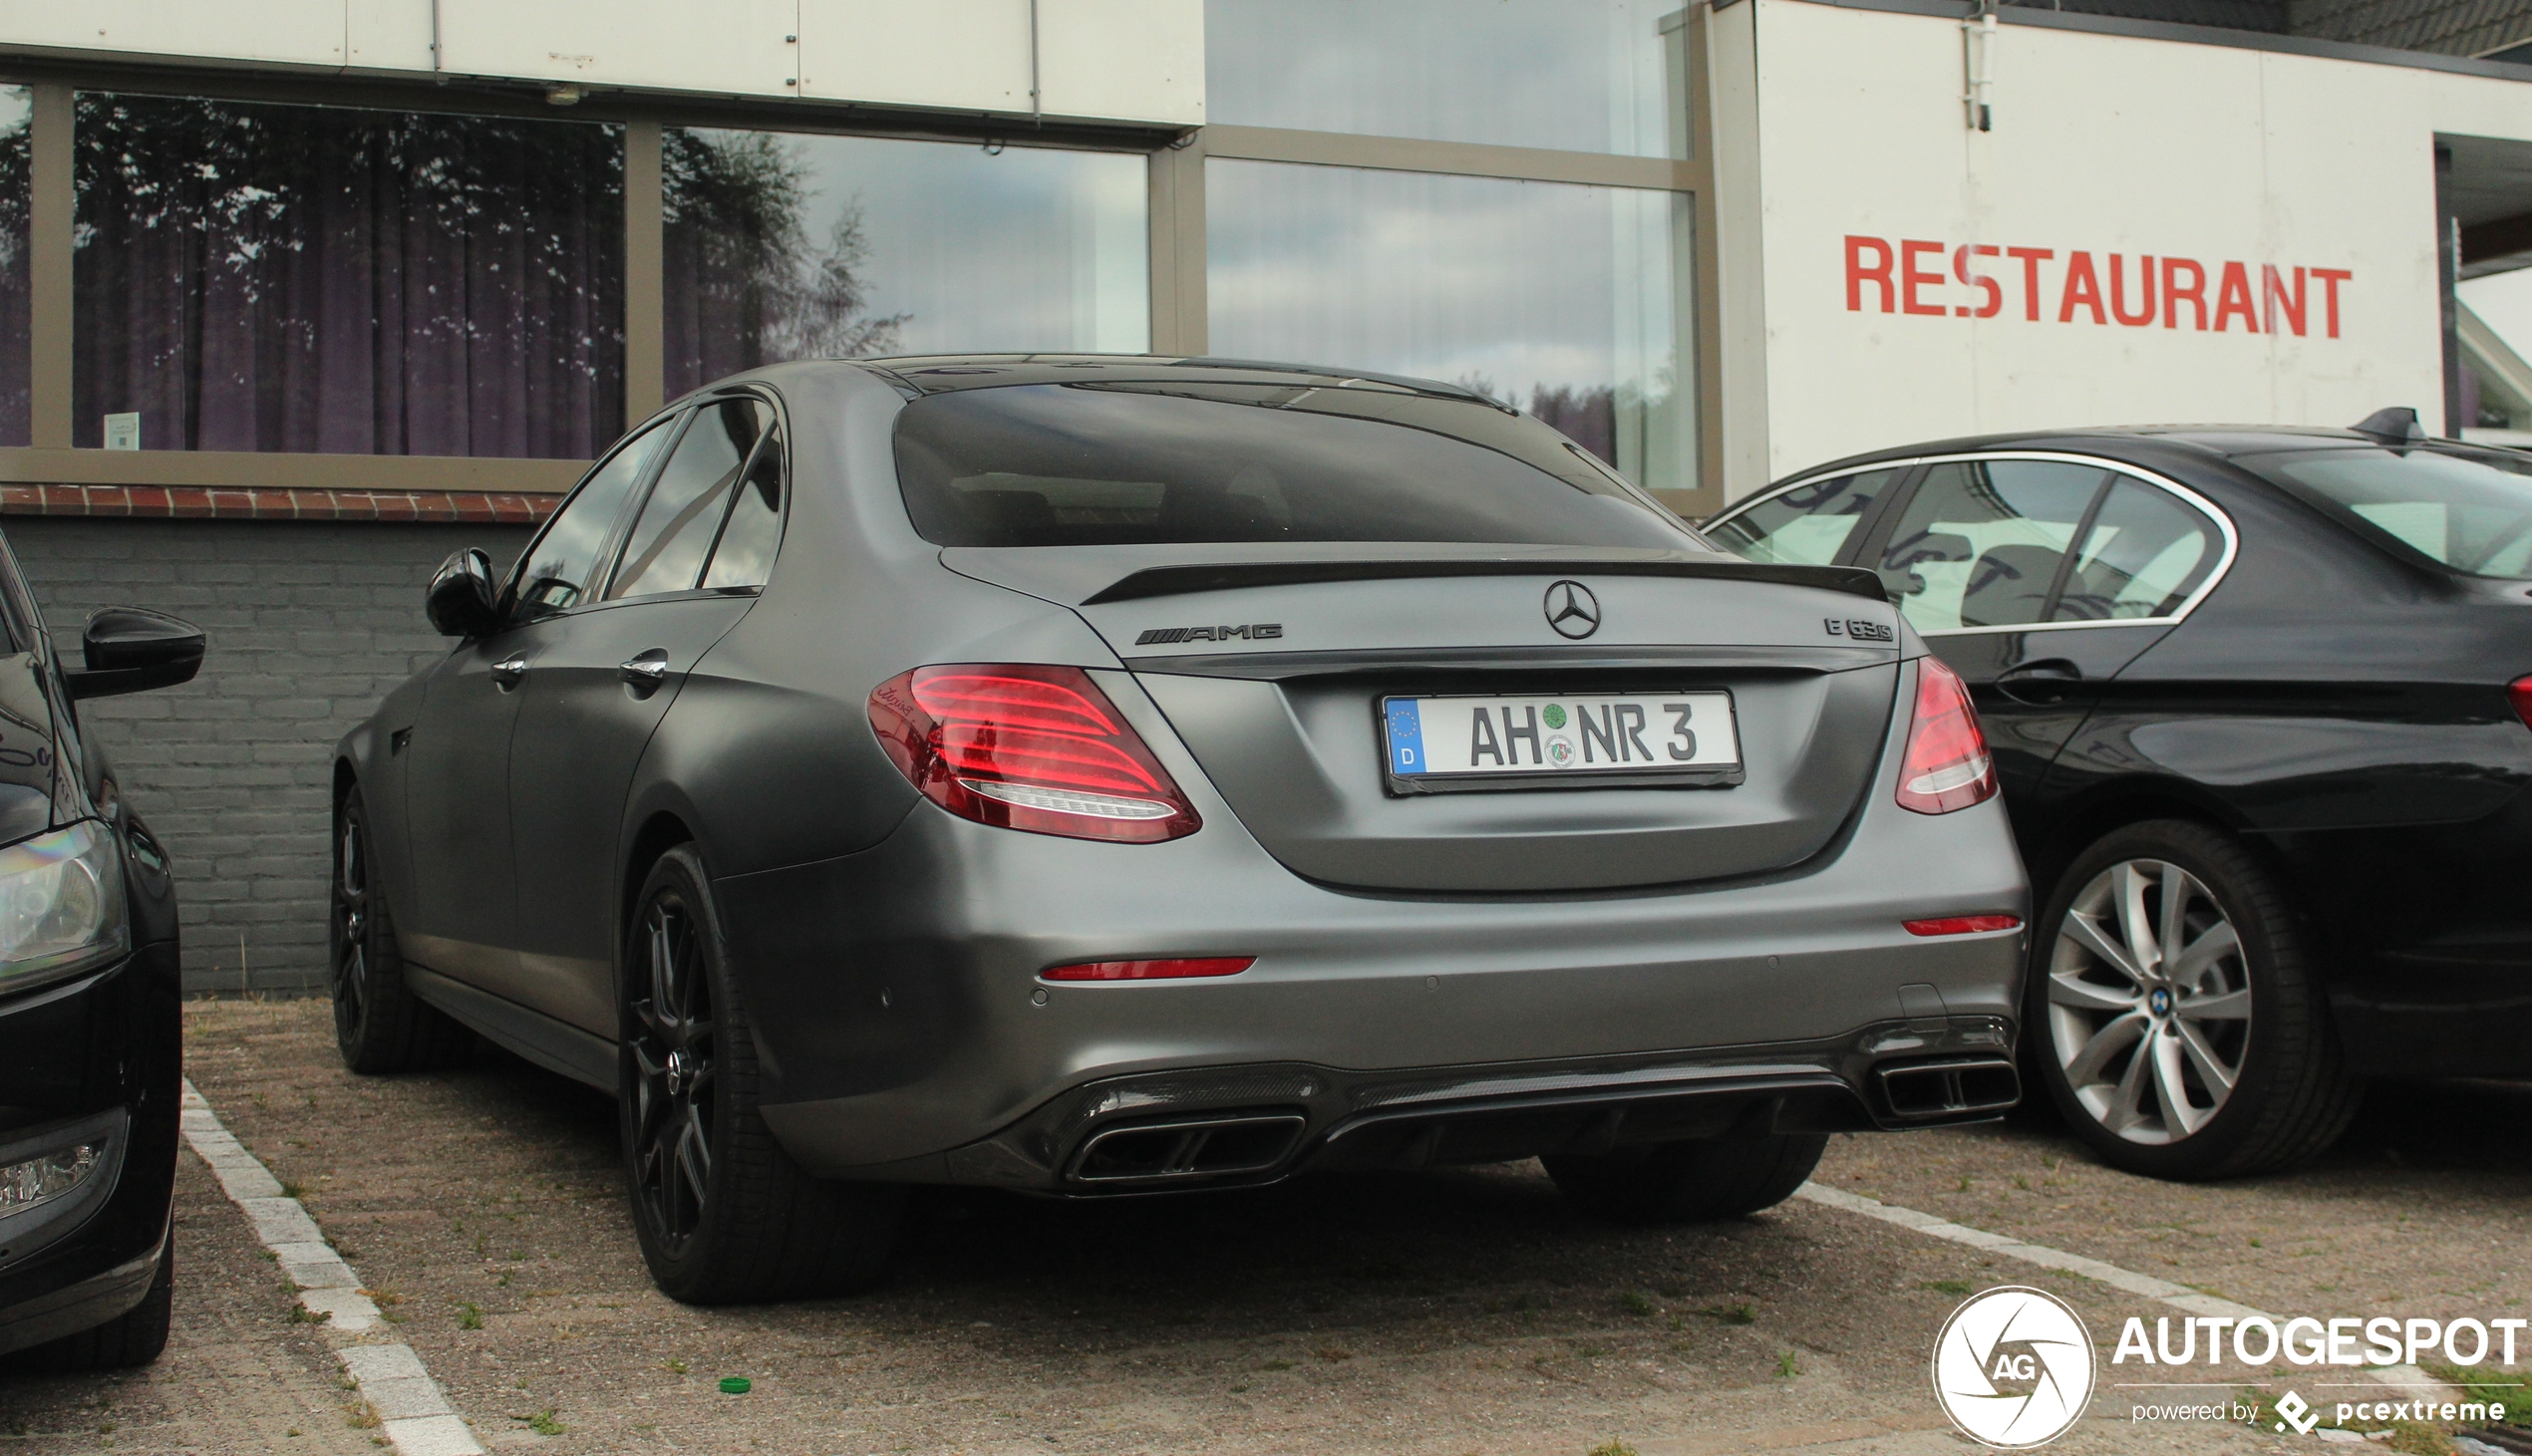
<box><xmin>845</xmin><ymin>353</ymin><xmax>1512</xmax><ymax>408</ymax></box>
<box><xmin>1778</xmin><ymin>423</ymin><xmax>2507</xmax><ymax>484</ymax></box>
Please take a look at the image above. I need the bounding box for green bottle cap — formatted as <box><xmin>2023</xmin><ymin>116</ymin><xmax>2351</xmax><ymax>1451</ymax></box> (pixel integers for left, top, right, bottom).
<box><xmin>718</xmin><ymin>1376</ymin><xmax>752</xmax><ymax>1394</ymax></box>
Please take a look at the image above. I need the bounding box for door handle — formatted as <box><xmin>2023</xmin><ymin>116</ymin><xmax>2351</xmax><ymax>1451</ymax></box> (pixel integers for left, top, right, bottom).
<box><xmin>1994</xmin><ymin>657</ymin><xmax>2082</xmax><ymax>703</ymax></box>
<box><xmin>490</xmin><ymin>656</ymin><xmax>529</xmax><ymax>689</ymax></box>
<box><xmin>619</xmin><ymin>651</ymin><xmax>671</xmax><ymax>693</ymax></box>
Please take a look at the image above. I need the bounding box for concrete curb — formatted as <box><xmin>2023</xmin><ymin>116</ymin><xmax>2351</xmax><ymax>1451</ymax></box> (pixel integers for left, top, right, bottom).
<box><xmin>179</xmin><ymin>1078</ymin><xmax>483</xmax><ymax>1456</ymax></box>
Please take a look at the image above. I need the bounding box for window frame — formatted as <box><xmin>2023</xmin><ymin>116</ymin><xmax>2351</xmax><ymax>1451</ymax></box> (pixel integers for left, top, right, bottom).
<box><xmin>499</xmin><ymin>406</ymin><xmax>690</xmax><ymax>627</ymax></box>
<box><xmin>1714</xmin><ymin>450</ymin><xmax>2241</xmax><ymax>636</ymax></box>
<box><xmin>598</xmin><ymin>387</ymin><xmax>789</xmax><ymax>603</ymax></box>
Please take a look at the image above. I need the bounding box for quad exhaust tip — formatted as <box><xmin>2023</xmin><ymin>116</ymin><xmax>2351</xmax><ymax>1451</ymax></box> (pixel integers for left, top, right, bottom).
<box><xmin>1070</xmin><ymin>1112</ymin><xmax>1309</xmax><ymax>1184</ymax></box>
<box><xmin>1877</xmin><ymin>1058</ymin><xmax>2020</xmax><ymax>1119</ymax></box>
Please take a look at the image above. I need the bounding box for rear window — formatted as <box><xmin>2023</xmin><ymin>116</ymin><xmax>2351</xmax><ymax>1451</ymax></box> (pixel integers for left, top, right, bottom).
<box><xmin>2255</xmin><ymin>447</ymin><xmax>2532</xmax><ymax>579</ymax></box>
<box><xmin>891</xmin><ymin>381</ymin><xmax>1700</xmax><ymax>550</ymax></box>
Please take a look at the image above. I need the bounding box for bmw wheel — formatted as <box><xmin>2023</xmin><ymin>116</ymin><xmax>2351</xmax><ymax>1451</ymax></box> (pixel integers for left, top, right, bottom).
<box><xmin>619</xmin><ymin>845</ymin><xmax>903</xmax><ymax>1304</ymax></box>
<box><xmin>2031</xmin><ymin>819</ymin><xmax>2359</xmax><ymax>1179</ymax></box>
<box><xmin>331</xmin><ymin>786</ymin><xmax>469</xmax><ymax>1073</ymax></box>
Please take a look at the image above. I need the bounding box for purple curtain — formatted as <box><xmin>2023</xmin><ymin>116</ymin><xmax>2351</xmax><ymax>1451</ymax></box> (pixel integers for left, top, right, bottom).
<box><xmin>72</xmin><ymin>95</ymin><xmax>624</xmax><ymax>456</ymax></box>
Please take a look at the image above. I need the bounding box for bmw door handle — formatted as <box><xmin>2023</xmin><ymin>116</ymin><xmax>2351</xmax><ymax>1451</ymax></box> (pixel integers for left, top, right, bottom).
<box><xmin>489</xmin><ymin>656</ymin><xmax>530</xmax><ymax>689</ymax></box>
<box><xmin>620</xmin><ymin>650</ymin><xmax>671</xmax><ymax>694</ymax></box>
<box><xmin>1994</xmin><ymin>658</ymin><xmax>2082</xmax><ymax>704</ymax></box>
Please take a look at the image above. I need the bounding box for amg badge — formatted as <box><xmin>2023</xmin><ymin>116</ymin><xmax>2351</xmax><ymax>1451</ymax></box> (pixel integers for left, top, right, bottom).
<box><xmin>1824</xmin><ymin>617</ymin><xmax>1894</xmax><ymax>643</ymax></box>
<box><xmin>1134</xmin><ymin>623</ymin><xmax>1284</xmax><ymax>646</ymax></box>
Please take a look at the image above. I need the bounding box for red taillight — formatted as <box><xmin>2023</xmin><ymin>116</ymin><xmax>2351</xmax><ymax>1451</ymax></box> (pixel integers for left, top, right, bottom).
<box><xmin>868</xmin><ymin>664</ymin><xmax>1201</xmax><ymax>843</ymax></box>
<box><xmin>1903</xmin><ymin>915</ymin><xmax>2022</xmax><ymax>937</ymax></box>
<box><xmin>1895</xmin><ymin>656</ymin><xmax>1999</xmax><ymax>815</ymax></box>
<box><xmin>2511</xmin><ymin>675</ymin><xmax>2532</xmax><ymax>731</ymax></box>
<box><xmin>1041</xmin><ymin>957</ymin><xmax>1254</xmax><ymax>982</ymax></box>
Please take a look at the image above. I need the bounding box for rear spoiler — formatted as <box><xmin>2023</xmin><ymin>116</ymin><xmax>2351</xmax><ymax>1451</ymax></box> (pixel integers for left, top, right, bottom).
<box><xmin>1081</xmin><ymin>558</ymin><xmax>1891</xmax><ymax>606</ymax></box>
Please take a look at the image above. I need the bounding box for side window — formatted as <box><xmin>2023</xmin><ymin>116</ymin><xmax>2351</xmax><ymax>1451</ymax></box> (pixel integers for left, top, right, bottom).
<box><xmin>1877</xmin><ymin>460</ymin><xmax>2110</xmax><ymax>631</ymax></box>
<box><xmin>607</xmin><ymin>398</ymin><xmax>772</xmax><ymax>601</ymax></box>
<box><xmin>701</xmin><ymin>424</ymin><xmax>785</xmax><ymax>591</ymax></box>
<box><xmin>510</xmin><ymin>418</ymin><xmax>677</xmax><ymax>622</ymax></box>
<box><xmin>1707</xmin><ymin>468</ymin><xmax>1901</xmax><ymax>566</ymax></box>
<box><xmin>2053</xmin><ymin>478</ymin><xmax>2222</xmax><ymax>621</ymax></box>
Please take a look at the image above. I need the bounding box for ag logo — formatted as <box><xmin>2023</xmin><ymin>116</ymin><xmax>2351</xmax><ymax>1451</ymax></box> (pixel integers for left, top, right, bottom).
<box><xmin>1932</xmin><ymin>1287</ymin><xmax>2095</xmax><ymax>1448</ymax></box>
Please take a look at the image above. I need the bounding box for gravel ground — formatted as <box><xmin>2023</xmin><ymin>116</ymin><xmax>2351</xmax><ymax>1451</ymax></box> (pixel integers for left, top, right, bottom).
<box><xmin>11</xmin><ymin>997</ymin><xmax>2524</xmax><ymax>1454</ymax></box>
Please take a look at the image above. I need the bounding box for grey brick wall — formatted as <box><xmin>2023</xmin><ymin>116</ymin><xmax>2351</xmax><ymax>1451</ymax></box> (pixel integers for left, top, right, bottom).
<box><xmin>4</xmin><ymin>517</ymin><xmax>535</xmax><ymax>995</ymax></box>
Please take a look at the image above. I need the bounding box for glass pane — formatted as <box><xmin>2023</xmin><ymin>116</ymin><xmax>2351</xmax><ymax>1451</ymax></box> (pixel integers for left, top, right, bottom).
<box><xmin>701</xmin><ymin>429</ymin><xmax>785</xmax><ymax>590</ymax></box>
<box><xmin>2255</xmin><ymin>447</ymin><xmax>2532</xmax><ymax>578</ymax></box>
<box><xmin>1208</xmin><ymin>160</ymin><xmax>1694</xmax><ymax>498</ymax></box>
<box><xmin>611</xmin><ymin>399</ymin><xmax>771</xmax><ymax>600</ymax></box>
<box><xmin>893</xmin><ymin>381</ymin><xmax>1696</xmax><ymax>551</ymax></box>
<box><xmin>663</xmin><ymin>131</ymin><xmax>1145</xmax><ymax>396</ymax></box>
<box><xmin>1710</xmin><ymin>469</ymin><xmax>1902</xmax><ymax>567</ymax></box>
<box><xmin>72</xmin><ymin>94</ymin><xmax>623</xmax><ymax>456</ymax></box>
<box><xmin>1206</xmin><ymin>0</ymin><xmax>1680</xmax><ymax>156</ymax></box>
<box><xmin>0</xmin><ymin>87</ymin><xmax>26</xmax><ymax>446</ymax></box>
<box><xmin>511</xmin><ymin>418</ymin><xmax>674</xmax><ymax>621</ymax></box>
<box><xmin>2053</xmin><ymin>480</ymin><xmax>2220</xmax><ymax>621</ymax></box>
<box><xmin>1878</xmin><ymin>460</ymin><xmax>2111</xmax><ymax>632</ymax></box>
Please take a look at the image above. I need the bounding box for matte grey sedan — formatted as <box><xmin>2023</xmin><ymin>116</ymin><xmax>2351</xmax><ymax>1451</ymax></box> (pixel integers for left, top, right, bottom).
<box><xmin>331</xmin><ymin>356</ymin><xmax>2028</xmax><ymax>1303</ymax></box>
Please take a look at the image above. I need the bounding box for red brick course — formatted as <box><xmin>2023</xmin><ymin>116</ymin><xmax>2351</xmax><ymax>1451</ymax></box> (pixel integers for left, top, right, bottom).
<box><xmin>0</xmin><ymin>483</ymin><xmax>560</xmax><ymax>524</ymax></box>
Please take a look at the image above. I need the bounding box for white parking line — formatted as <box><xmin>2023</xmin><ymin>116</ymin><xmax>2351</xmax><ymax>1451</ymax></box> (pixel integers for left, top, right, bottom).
<box><xmin>1794</xmin><ymin>1181</ymin><xmax>2277</xmax><ymax>1321</ymax></box>
<box><xmin>179</xmin><ymin>1079</ymin><xmax>483</xmax><ymax>1456</ymax></box>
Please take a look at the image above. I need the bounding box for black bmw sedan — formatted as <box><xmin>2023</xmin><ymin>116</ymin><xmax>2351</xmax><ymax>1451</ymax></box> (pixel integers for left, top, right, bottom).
<box><xmin>1706</xmin><ymin>412</ymin><xmax>2532</xmax><ymax>1180</ymax></box>
<box><xmin>0</xmin><ymin>532</ymin><xmax>201</xmax><ymax>1367</ymax></box>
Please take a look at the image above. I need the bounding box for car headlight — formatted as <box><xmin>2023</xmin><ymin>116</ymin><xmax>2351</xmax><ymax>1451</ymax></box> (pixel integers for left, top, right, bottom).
<box><xmin>0</xmin><ymin>820</ymin><xmax>128</xmax><ymax>997</ymax></box>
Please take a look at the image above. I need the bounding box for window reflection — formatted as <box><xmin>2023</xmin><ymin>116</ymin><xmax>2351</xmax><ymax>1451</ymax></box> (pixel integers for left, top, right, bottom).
<box><xmin>664</xmin><ymin>131</ymin><xmax>1146</xmax><ymax>396</ymax></box>
<box><xmin>0</xmin><ymin>87</ymin><xmax>28</xmax><ymax>447</ymax></box>
<box><xmin>1207</xmin><ymin>159</ymin><xmax>1695</xmax><ymax>500</ymax></box>
<box><xmin>1206</xmin><ymin>0</ymin><xmax>1680</xmax><ymax>157</ymax></box>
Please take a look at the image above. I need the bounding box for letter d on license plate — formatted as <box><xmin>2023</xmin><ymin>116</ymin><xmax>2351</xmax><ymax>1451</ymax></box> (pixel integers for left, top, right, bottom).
<box><xmin>1382</xmin><ymin>691</ymin><xmax>1741</xmax><ymax>794</ymax></box>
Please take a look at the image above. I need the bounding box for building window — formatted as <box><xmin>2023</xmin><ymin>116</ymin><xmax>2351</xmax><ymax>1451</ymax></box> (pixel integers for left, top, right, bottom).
<box><xmin>1207</xmin><ymin>159</ymin><xmax>1695</xmax><ymax>499</ymax></box>
<box><xmin>0</xmin><ymin>86</ymin><xmax>28</xmax><ymax>447</ymax></box>
<box><xmin>1205</xmin><ymin>0</ymin><xmax>1680</xmax><ymax>157</ymax></box>
<box><xmin>663</xmin><ymin>131</ymin><xmax>1146</xmax><ymax>397</ymax></box>
<box><xmin>72</xmin><ymin>94</ymin><xmax>625</xmax><ymax>456</ymax></box>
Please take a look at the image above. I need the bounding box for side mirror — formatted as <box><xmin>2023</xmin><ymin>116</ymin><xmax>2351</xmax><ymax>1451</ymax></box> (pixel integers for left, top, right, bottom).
<box><xmin>66</xmin><ymin>607</ymin><xmax>207</xmax><ymax>700</ymax></box>
<box><xmin>426</xmin><ymin>548</ymin><xmax>502</xmax><ymax>638</ymax></box>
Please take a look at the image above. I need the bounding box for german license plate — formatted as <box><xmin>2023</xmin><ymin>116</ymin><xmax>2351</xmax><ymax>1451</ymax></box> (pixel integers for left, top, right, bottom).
<box><xmin>1381</xmin><ymin>691</ymin><xmax>1741</xmax><ymax>792</ymax></box>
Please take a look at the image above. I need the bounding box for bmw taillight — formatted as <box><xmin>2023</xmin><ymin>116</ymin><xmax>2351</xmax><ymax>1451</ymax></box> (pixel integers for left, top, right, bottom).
<box><xmin>2511</xmin><ymin>674</ymin><xmax>2532</xmax><ymax>731</ymax></box>
<box><xmin>867</xmin><ymin>665</ymin><xmax>1201</xmax><ymax>843</ymax></box>
<box><xmin>1895</xmin><ymin>656</ymin><xmax>1998</xmax><ymax>814</ymax></box>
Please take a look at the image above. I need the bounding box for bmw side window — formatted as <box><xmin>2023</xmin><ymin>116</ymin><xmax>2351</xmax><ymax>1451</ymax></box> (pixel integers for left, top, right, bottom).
<box><xmin>1707</xmin><ymin>469</ymin><xmax>1901</xmax><ymax>566</ymax></box>
<box><xmin>510</xmin><ymin>416</ymin><xmax>679</xmax><ymax>622</ymax></box>
<box><xmin>700</xmin><ymin>423</ymin><xmax>785</xmax><ymax>591</ymax></box>
<box><xmin>1876</xmin><ymin>460</ymin><xmax>2111</xmax><ymax>632</ymax></box>
<box><xmin>607</xmin><ymin>398</ymin><xmax>773</xmax><ymax>601</ymax></box>
<box><xmin>2052</xmin><ymin>479</ymin><xmax>2221</xmax><ymax>622</ymax></box>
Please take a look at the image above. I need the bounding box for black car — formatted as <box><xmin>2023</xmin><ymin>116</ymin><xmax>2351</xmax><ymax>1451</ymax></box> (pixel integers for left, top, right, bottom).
<box><xmin>0</xmin><ymin>530</ymin><xmax>202</xmax><ymax>1369</ymax></box>
<box><xmin>1705</xmin><ymin>410</ymin><xmax>2532</xmax><ymax>1179</ymax></box>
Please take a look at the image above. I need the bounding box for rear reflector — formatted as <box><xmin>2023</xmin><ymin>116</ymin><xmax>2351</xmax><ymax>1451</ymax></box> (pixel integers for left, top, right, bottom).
<box><xmin>868</xmin><ymin>664</ymin><xmax>1201</xmax><ymax>843</ymax></box>
<box><xmin>2511</xmin><ymin>675</ymin><xmax>2532</xmax><ymax>731</ymax></box>
<box><xmin>1042</xmin><ymin>957</ymin><xmax>1255</xmax><ymax>982</ymax></box>
<box><xmin>1903</xmin><ymin>915</ymin><xmax>2022</xmax><ymax>937</ymax></box>
<box><xmin>1895</xmin><ymin>656</ymin><xmax>1999</xmax><ymax>815</ymax></box>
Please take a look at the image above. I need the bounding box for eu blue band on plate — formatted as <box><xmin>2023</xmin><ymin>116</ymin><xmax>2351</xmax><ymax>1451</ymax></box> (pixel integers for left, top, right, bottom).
<box><xmin>1387</xmin><ymin>699</ymin><xmax>1425</xmax><ymax>773</ymax></box>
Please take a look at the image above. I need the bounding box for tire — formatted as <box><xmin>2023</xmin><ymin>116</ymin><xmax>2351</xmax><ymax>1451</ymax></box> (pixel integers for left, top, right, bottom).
<box><xmin>2028</xmin><ymin>819</ymin><xmax>2360</xmax><ymax>1180</ymax></box>
<box><xmin>1545</xmin><ymin>1134</ymin><xmax>1827</xmax><ymax>1224</ymax></box>
<box><xmin>331</xmin><ymin>786</ymin><xmax>472</xmax><ymax>1074</ymax></box>
<box><xmin>13</xmin><ymin>1233</ymin><xmax>172</xmax><ymax>1372</ymax></box>
<box><xmin>620</xmin><ymin>845</ymin><xmax>904</xmax><ymax>1305</ymax></box>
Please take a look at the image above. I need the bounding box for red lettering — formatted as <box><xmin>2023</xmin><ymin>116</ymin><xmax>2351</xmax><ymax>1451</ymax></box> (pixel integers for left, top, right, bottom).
<box><xmin>2313</xmin><ymin>267</ymin><xmax>2352</xmax><ymax>339</ymax></box>
<box><xmin>2161</xmin><ymin>257</ymin><xmax>2207</xmax><ymax>330</ymax></box>
<box><xmin>2263</xmin><ymin>265</ymin><xmax>2308</xmax><ymax>338</ymax></box>
<box><xmin>1901</xmin><ymin>239</ymin><xmax>1946</xmax><ymax>316</ymax></box>
<box><xmin>2006</xmin><ymin>246</ymin><xmax>2053</xmax><ymax>322</ymax></box>
<box><xmin>2058</xmin><ymin>251</ymin><xmax>2105</xmax><ymax>325</ymax></box>
<box><xmin>2213</xmin><ymin>262</ymin><xmax>2258</xmax><ymax>332</ymax></box>
<box><xmin>1845</xmin><ymin>235</ymin><xmax>1894</xmax><ymax>313</ymax></box>
<box><xmin>2108</xmin><ymin>254</ymin><xmax>2157</xmax><ymax>327</ymax></box>
<box><xmin>1954</xmin><ymin>244</ymin><xmax>2003</xmax><ymax>318</ymax></box>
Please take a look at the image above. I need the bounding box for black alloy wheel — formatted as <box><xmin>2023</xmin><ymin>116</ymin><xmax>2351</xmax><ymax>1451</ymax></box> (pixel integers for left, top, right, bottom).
<box><xmin>2028</xmin><ymin>819</ymin><xmax>2361</xmax><ymax>1180</ymax></box>
<box><xmin>617</xmin><ymin>845</ymin><xmax>904</xmax><ymax>1304</ymax></box>
<box><xmin>628</xmin><ymin>889</ymin><xmax>717</xmax><ymax>1255</ymax></box>
<box><xmin>330</xmin><ymin>786</ymin><xmax>469</xmax><ymax>1074</ymax></box>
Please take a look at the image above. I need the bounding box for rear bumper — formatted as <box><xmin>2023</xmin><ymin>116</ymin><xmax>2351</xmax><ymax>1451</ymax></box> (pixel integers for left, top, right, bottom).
<box><xmin>725</xmin><ymin>665</ymin><xmax>2031</xmax><ymax>1181</ymax></box>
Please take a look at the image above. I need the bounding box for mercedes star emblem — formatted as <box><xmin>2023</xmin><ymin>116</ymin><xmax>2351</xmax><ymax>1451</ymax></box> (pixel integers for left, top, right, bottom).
<box><xmin>1543</xmin><ymin>580</ymin><xmax>1601</xmax><ymax>640</ymax></box>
